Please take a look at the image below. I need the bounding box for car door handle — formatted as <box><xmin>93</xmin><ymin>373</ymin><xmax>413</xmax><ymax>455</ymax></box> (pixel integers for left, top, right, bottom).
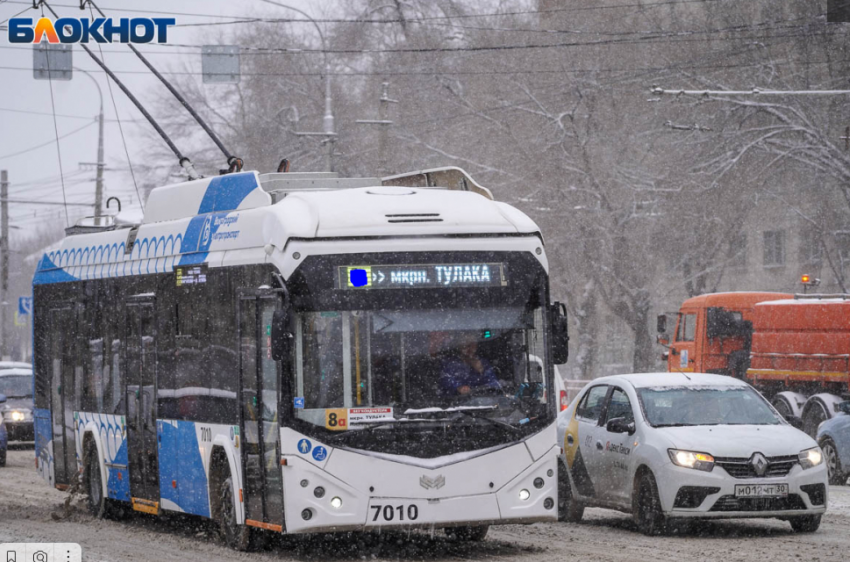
<box><xmin>596</xmin><ymin>441</ymin><xmax>603</xmax><ymax>450</ymax></box>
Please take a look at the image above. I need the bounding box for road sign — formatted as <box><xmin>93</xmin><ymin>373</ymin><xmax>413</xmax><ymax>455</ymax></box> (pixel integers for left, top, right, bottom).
<box><xmin>33</xmin><ymin>44</ymin><xmax>72</xmax><ymax>81</ymax></box>
<box><xmin>201</xmin><ymin>45</ymin><xmax>240</xmax><ymax>83</ymax></box>
<box><xmin>18</xmin><ymin>297</ymin><xmax>32</xmax><ymax>316</ymax></box>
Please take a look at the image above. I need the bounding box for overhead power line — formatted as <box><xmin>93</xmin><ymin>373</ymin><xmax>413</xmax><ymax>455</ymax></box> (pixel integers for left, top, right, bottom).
<box><xmin>0</xmin><ymin>0</ymin><xmax>746</xmax><ymax>23</ymax></box>
<box><xmin>0</xmin><ymin>117</ymin><xmax>96</xmax><ymax>162</ymax></box>
<box><xmin>651</xmin><ymin>86</ymin><xmax>850</xmax><ymax>96</ymax></box>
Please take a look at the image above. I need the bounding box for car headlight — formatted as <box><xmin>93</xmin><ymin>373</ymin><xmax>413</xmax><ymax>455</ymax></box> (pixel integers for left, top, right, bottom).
<box><xmin>799</xmin><ymin>447</ymin><xmax>823</xmax><ymax>470</ymax></box>
<box><xmin>668</xmin><ymin>449</ymin><xmax>715</xmax><ymax>472</ymax></box>
<box><xmin>5</xmin><ymin>409</ymin><xmax>31</xmax><ymax>422</ymax></box>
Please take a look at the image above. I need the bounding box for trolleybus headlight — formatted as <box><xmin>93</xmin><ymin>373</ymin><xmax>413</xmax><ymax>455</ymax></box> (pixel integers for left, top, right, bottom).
<box><xmin>668</xmin><ymin>449</ymin><xmax>715</xmax><ymax>472</ymax></box>
<box><xmin>330</xmin><ymin>497</ymin><xmax>343</xmax><ymax>509</ymax></box>
<box><xmin>518</xmin><ymin>489</ymin><xmax>530</xmax><ymax>501</ymax></box>
<box><xmin>799</xmin><ymin>447</ymin><xmax>823</xmax><ymax>469</ymax></box>
<box><xmin>543</xmin><ymin>497</ymin><xmax>554</xmax><ymax>510</ymax></box>
<box><xmin>301</xmin><ymin>508</ymin><xmax>313</xmax><ymax>521</ymax></box>
<box><xmin>533</xmin><ymin>477</ymin><xmax>544</xmax><ymax>489</ymax></box>
<box><xmin>314</xmin><ymin>486</ymin><xmax>325</xmax><ymax>498</ymax></box>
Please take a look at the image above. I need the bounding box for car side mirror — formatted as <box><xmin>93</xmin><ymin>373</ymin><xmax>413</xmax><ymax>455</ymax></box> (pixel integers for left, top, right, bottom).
<box><xmin>656</xmin><ymin>313</ymin><xmax>667</xmax><ymax>334</ymax></box>
<box><xmin>270</xmin><ymin>309</ymin><xmax>291</xmax><ymax>361</ymax></box>
<box><xmin>784</xmin><ymin>414</ymin><xmax>804</xmax><ymax>430</ymax></box>
<box><xmin>0</xmin><ymin>393</ymin><xmax>6</xmax><ymax>404</ymax></box>
<box><xmin>606</xmin><ymin>417</ymin><xmax>635</xmax><ymax>435</ymax></box>
<box><xmin>838</xmin><ymin>401</ymin><xmax>850</xmax><ymax>415</ymax></box>
<box><xmin>550</xmin><ymin>302</ymin><xmax>569</xmax><ymax>365</ymax></box>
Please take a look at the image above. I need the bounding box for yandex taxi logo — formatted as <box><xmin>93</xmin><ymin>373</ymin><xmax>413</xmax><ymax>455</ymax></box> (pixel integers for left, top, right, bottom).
<box><xmin>8</xmin><ymin>17</ymin><xmax>175</xmax><ymax>44</ymax></box>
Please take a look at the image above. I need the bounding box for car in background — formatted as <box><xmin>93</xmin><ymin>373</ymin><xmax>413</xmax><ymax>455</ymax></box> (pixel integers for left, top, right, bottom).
<box><xmin>0</xmin><ymin>367</ymin><xmax>34</xmax><ymax>445</ymax></box>
<box><xmin>816</xmin><ymin>401</ymin><xmax>850</xmax><ymax>485</ymax></box>
<box><xmin>556</xmin><ymin>372</ymin><xmax>827</xmax><ymax>535</ymax></box>
<box><xmin>0</xmin><ymin>392</ymin><xmax>7</xmax><ymax>467</ymax></box>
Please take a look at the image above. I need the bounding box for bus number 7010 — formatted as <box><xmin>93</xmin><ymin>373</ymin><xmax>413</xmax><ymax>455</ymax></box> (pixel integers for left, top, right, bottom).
<box><xmin>370</xmin><ymin>504</ymin><xmax>419</xmax><ymax>522</ymax></box>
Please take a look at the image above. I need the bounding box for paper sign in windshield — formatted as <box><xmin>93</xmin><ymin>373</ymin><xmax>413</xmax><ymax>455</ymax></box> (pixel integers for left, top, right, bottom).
<box><xmin>349</xmin><ymin>407</ymin><xmax>393</xmax><ymax>424</ymax></box>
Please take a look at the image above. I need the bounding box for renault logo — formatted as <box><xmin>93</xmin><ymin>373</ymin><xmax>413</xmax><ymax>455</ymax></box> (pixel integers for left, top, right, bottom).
<box><xmin>419</xmin><ymin>475</ymin><xmax>446</xmax><ymax>490</ymax></box>
<box><xmin>750</xmin><ymin>452</ymin><xmax>768</xmax><ymax>477</ymax></box>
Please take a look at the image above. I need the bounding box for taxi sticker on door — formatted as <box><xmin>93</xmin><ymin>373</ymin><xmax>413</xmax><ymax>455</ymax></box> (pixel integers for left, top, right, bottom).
<box><xmin>680</xmin><ymin>348</ymin><xmax>688</xmax><ymax>369</ymax></box>
<box><xmin>325</xmin><ymin>408</ymin><xmax>348</xmax><ymax>430</ymax></box>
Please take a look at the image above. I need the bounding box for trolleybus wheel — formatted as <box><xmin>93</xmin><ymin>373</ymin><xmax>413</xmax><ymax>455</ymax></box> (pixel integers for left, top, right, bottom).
<box><xmin>445</xmin><ymin>525</ymin><xmax>489</xmax><ymax>541</ymax></box>
<box><xmin>85</xmin><ymin>445</ymin><xmax>109</xmax><ymax>518</ymax></box>
<box><xmin>218</xmin><ymin>474</ymin><xmax>251</xmax><ymax>551</ymax></box>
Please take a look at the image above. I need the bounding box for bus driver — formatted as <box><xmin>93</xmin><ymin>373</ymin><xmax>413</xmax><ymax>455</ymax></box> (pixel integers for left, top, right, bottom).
<box><xmin>438</xmin><ymin>332</ymin><xmax>502</xmax><ymax>396</ymax></box>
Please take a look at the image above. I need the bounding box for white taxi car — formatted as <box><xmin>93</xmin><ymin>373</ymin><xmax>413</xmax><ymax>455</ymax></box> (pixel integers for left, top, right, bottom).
<box><xmin>556</xmin><ymin>373</ymin><xmax>828</xmax><ymax>534</ymax></box>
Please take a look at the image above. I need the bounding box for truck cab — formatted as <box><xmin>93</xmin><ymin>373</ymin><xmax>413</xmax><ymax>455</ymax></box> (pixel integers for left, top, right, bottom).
<box><xmin>659</xmin><ymin>292</ymin><xmax>791</xmax><ymax>376</ymax></box>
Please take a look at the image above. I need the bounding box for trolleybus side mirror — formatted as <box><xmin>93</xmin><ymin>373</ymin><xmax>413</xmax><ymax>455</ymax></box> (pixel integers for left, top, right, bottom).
<box><xmin>271</xmin><ymin>309</ymin><xmax>291</xmax><ymax>361</ymax></box>
<box><xmin>550</xmin><ymin>302</ymin><xmax>569</xmax><ymax>365</ymax></box>
<box><xmin>656</xmin><ymin>313</ymin><xmax>667</xmax><ymax>334</ymax></box>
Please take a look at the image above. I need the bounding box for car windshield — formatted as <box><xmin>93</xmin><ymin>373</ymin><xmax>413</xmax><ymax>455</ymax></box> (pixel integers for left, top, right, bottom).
<box><xmin>0</xmin><ymin>375</ymin><xmax>33</xmax><ymax>399</ymax></box>
<box><xmin>637</xmin><ymin>386</ymin><xmax>781</xmax><ymax>427</ymax></box>
<box><xmin>292</xmin><ymin>306</ymin><xmax>549</xmax><ymax>440</ymax></box>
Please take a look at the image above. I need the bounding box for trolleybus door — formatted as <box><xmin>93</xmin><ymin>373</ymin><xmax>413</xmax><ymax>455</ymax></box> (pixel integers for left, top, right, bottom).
<box><xmin>239</xmin><ymin>296</ymin><xmax>284</xmax><ymax>528</ymax></box>
<box><xmin>125</xmin><ymin>299</ymin><xmax>160</xmax><ymax>508</ymax></box>
<box><xmin>49</xmin><ymin>304</ymin><xmax>76</xmax><ymax>486</ymax></box>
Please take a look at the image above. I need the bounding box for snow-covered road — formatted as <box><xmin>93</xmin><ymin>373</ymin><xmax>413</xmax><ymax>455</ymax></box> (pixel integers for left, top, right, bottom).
<box><xmin>1</xmin><ymin>449</ymin><xmax>849</xmax><ymax>562</ymax></box>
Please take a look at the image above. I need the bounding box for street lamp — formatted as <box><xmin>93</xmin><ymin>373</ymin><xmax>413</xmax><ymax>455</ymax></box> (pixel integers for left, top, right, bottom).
<box><xmin>260</xmin><ymin>0</ymin><xmax>335</xmax><ymax>172</ymax></box>
<box><xmin>74</xmin><ymin>67</ymin><xmax>105</xmax><ymax>218</ymax></box>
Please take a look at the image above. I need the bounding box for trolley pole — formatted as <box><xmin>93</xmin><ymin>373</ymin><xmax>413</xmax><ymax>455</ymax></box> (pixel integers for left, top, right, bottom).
<box><xmin>0</xmin><ymin>170</ymin><xmax>9</xmax><ymax>360</ymax></box>
<box><xmin>356</xmin><ymin>82</ymin><xmax>398</xmax><ymax>176</ymax></box>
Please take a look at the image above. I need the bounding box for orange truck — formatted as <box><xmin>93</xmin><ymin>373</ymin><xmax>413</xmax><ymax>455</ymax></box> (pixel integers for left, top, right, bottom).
<box><xmin>658</xmin><ymin>291</ymin><xmax>850</xmax><ymax>436</ymax></box>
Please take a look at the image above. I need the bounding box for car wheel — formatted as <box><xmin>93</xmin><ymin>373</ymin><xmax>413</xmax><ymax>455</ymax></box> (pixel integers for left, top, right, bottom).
<box><xmin>557</xmin><ymin>461</ymin><xmax>584</xmax><ymax>523</ymax></box>
<box><xmin>820</xmin><ymin>439</ymin><xmax>846</xmax><ymax>485</ymax></box>
<box><xmin>218</xmin><ymin>474</ymin><xmax>251</xmax><ymax>551</ymax></box>
<box><xmin>445</xmin><ymin>526</ymin><xmax>489</xmax><ymax>541</ymax></box>
<box><xmin>789</xmin><ymin>514</ymin><xmax>821</xmax><ymax>533</ymax></box>
<box><xmin>633</xmin><ymin>470</ymin><xmax>666</xmax><ymax>536</ymax></box>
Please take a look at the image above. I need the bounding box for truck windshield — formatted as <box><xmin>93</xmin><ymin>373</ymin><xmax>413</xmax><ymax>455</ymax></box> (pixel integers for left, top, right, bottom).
<box><xmin>638</xmin><ymin>386</ymin><xmax>781</xmax><ymax>427</ymax></box>
<box><xmin>0</xmin><ymin>375</ymin><xmax>33</xmax><ymax>399</ymax></box>
<box><xmin>291</xmin><ymin>305</ymin><xmax>549</xmax><ymax>453</ymax></box>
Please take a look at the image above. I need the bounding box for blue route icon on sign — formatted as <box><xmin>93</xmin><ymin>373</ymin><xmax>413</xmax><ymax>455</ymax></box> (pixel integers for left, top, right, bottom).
<box><xmin>297</xmin><ymin>438</ymin><xmax>312</xmax><ymax>454</ymax></box>
<box><xmin>18</xmin><ymin>296</ymin><xmax>32</xmax><ymax>315</ymax></box>
<box><xmin>293</xmin><ymin>397</ymin><xmax>305</xmax><ymax>409</ymax></box>
<box><xmin>312</xmin><ymin>446</ymin><xmax>328</xmax><ymax>462</ymax></box>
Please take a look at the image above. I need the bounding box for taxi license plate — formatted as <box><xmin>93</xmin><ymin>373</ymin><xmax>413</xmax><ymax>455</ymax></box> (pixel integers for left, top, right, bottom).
<box><xmin>734</xmin><ymin>483</ymin><xmax>789</xmax><ymax>498</ymax></box>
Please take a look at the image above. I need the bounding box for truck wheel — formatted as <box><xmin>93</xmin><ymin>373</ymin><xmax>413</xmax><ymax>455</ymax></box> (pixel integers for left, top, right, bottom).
<box><xmin>789</xmin><ymin>514</ymin><xmax>821</xmax><ymax>533</ymax></box>
<box><xmin>217</xmin><ymin>474</ymin><xmax>251</xmax><ymax>551</ymax></box>
<box><xmin>445</xmin><ymin>526</ymin><xmax>489</xmax><ymax>541</ymax></box>
<box><xmin>558</xmin><ymin>461</ymin><xmax>584</xmax><ymax>523</ymax></box>
<box><xmin>820</xmin><ymin>438</ymin><xmax>846</xmax><ymax>485</ymax></box>
<box><xmin>802</xmin><ymin>400</ymin><xmax>830</xmax><ymax>437</ymax></box>
<box><xmin>633</xmin><ymin>470</ymin><xmax>666</xmax><ymax>536</ymax></box>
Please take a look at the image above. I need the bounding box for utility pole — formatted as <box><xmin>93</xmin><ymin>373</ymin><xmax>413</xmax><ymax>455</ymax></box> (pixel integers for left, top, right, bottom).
<box><xmin>0</xmin><ymin>170</ymin><xmax>8</xmax><ymax>360</ymax></box>
<box><xmin>357</xmin><ymin>82</ymin><xmax>399</xmax><ymax>176</ymax></box>
<box><xmin>94</xmin><ymin>102</ymin><xmax>105</xmax><ymax>217</ymax></box>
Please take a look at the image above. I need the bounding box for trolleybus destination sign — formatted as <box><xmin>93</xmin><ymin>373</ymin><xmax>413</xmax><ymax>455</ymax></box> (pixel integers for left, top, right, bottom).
<box><xmin>337</xmin><ymin>263</ymin><xmax>508</xmax><ymax>290</ymax></box>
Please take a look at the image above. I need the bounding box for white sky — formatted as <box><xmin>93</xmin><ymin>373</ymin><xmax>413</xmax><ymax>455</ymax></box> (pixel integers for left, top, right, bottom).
<box><xmin>0</xmin><ymin>0</ymin><xmax>314</xmax><ymax>242</ymax></box>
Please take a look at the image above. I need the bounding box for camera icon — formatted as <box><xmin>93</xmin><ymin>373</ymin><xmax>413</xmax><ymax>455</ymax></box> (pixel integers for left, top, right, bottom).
<box><xmin>32</xmin><ymin>551</ymin><xmax>47</xmax><ymax>562</ymax></box>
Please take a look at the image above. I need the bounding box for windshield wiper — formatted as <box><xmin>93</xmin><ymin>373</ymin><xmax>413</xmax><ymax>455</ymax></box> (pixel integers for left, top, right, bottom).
<box><xmin>452</xmin><ymin>409</ymin><xmax>521</xmax><ymax>434</ymax></box>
